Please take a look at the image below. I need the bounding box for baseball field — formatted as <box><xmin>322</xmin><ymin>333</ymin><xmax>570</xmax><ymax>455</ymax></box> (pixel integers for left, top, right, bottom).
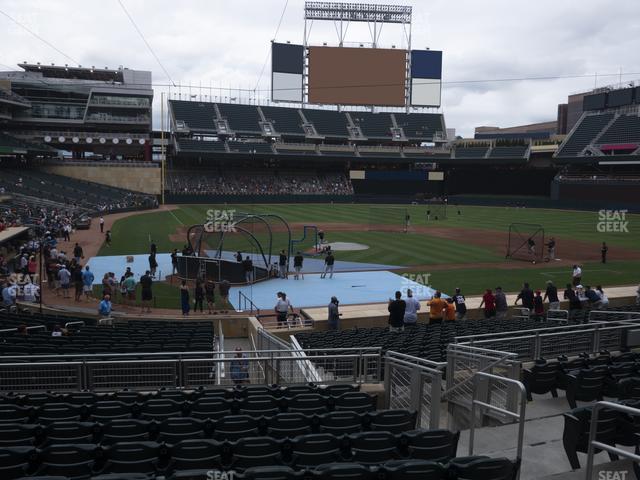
<box><xmin>94</xmin><ymin>203</ymin><xmax>640</xmax><ymax>309</ymax></box>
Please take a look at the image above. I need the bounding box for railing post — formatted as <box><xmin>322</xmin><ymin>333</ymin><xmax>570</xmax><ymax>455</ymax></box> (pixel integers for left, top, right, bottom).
<box><xmin>410</xmin><ymin>366</ymin><xmax>423</xmax><ymax>416</ymax></box>
<box><xmin>585</xmin><ymin>403</ymin><xmax>601</xmax><ymax>480</ymax></box>
<box><xmin>593</xmin><ymin>325</ymin><xmax>601</xmax><ymax>353</ymax></box>
<box><xmin>430</xmin><ymin>371</ymin><xmax>442</xmax><ymax>429</ymax></box>
<box><xmin>383</xmin><ymin>354</ymin><xmax>391</xmax><ymax>409</ymax></box>
<box><xmin>468</xmin><ymin>375</ymin><xmax>478</xmax><ymax>455</ymax></box>
<box><xmin>534</xmin><ymin>333</ymin><xmax>541</xmax><ymax>359</ymax></box>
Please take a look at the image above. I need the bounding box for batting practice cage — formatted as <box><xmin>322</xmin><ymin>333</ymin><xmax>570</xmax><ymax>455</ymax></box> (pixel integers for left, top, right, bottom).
<box><xmin>368</xmin><ymin>206</ymin><xmax>409</xmax><ymax>233</ymax></box>
<box><xmin>425</xmin><ymin>199</ymin><xmax>447</xmax><ymax>221</ymax></box>
<box><xmin>506</xmin><ymin>223</ymin><xmax>545</xmax><ymax>263</ymax></box>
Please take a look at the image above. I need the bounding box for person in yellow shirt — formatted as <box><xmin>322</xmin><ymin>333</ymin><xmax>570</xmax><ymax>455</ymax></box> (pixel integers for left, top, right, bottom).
<box><xmin>427</xmin><ymin>291</ymin><xmax>446</xmax><ymax>324</ymax></box>
<box><xmin>445</xmin><ymin>297</ymin><xmax>456</xmax><ymax>321</ymax></box>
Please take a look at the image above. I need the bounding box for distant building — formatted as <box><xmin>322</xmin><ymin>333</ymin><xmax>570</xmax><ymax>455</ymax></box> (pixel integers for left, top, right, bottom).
<box><xmin>0</xmin><ymin>62</ymin><xmax>153</xmax><ymax>160</ymax></box>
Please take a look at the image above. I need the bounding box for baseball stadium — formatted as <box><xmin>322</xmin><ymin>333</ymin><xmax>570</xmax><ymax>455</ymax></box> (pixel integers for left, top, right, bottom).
<box><xmin>1</xmin><ymin>2</ymin><xmax>640</xmax><ymax>479</ymax></box>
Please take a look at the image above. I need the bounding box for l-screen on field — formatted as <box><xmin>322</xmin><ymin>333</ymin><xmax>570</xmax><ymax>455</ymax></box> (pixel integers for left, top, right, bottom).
<box><xmin>99</xmin><ymin>203</ymin><xmax>640</xmax><ymax>299</ymax></box>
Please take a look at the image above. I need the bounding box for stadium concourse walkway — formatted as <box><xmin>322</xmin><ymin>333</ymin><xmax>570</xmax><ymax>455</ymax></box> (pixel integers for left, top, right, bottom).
<box><xmin>301</xmin><ymin>285</ymin><xmax>639</xmax><ymax>327</ymax></box>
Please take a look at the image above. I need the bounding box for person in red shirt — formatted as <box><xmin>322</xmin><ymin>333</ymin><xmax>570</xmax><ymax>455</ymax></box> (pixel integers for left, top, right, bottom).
<box><xmin>479</xmin><ymin>288</ymin><xmax>496</xmax><ymax>318</ymax></box>
<box><xmin>445</xmin><ymin>298</ymin><xmax>456</xmax><ymax>321</ymax></box>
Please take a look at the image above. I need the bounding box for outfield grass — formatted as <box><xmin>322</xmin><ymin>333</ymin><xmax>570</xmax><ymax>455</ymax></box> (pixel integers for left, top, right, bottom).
<box><xmin>97</xmin><ymin>204</ymin><xmax>640</xmax><ymax>296</ymax></box>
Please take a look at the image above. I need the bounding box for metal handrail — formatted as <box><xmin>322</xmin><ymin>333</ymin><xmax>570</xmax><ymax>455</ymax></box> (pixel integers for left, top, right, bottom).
<box><xmin>64</xmin><ymin>321</ymin><xmax>85</xmax><ymax>329</ymax></box>
<box><xmin>588</xmin><ymin>310</ymin><xmax>640</xmax><ymax>322</ymax></box>
<box><xmin>469</xmin><ymin>372</ymin><xmax>527</xmax><ymax>480</ymax></box>
<box><xmin>585</xmin><ymin>401</ymin><xmax>640</xmax><ymax>480</ymax></box>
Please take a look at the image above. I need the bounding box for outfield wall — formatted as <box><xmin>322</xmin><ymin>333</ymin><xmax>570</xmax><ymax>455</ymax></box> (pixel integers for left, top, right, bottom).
<box><xmin>42</xmin><ymin>164</ymin><xmax>161</xmax><ymax>195</ymax></box>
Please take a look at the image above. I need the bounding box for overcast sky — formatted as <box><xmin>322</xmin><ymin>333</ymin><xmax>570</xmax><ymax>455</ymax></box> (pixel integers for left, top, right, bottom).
<box><xmin>1</xmin><ymin>0</ymin><xmax>639</xmax><ymax>137</ymax></box>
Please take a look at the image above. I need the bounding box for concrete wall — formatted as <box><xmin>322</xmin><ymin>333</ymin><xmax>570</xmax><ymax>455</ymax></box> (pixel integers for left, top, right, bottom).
<box><xmin>43</xmin><ymin>165</ymin><xmax>161</xmax><ymax>195</ymax></box>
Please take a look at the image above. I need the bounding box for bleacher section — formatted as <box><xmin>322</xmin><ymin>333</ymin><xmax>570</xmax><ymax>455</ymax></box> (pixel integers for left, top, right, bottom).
<box><xmin>393</xmin><ymin>112</ymin><xmax>444</xmax><ymax>141</ymax></box>
<box><xmin>489</xmin><ymin>146</ymin><xmax>529</xmax><ymax>158</ymax></box>
<box><xmin>296</xmin><ymin>317</ymin><xmax>563</xmax><ymax>362</ymax></box>
<box><xmin>226</xmin><ymin>142</ymin><xmax>274</xmax><ymax>155</ymax></box>
<box><xmin>454</xmin><ymin>146</ymin><xmax>489</xmax><ymax>158</ymax></box>
<box><xmin>0</xmin><ymin>170</ymin><xmax>156</xmax><ymax>213</ymax></box>
<box><xmin>349</xmin><ymin>112</ymin><xmax>394</xmax><ymax>139</ymax></box>
<box><xmin>557</xmin><ymin>113</ymin><xmax>614</xmax><ymax>156</ymax></box>
<box><xmin>301</xmin><ymin>109</ymin><xmax>349</xmax><ymax>138</ymax></box>
<box><xmin>177</xmin><ymin>139</ymin><xmax>227</xmax><ymax>153</ymax></box>
<box><xmin>260</xmin><ymin>106</ymin><xmax>305</xmax><ymax>137</ymax></box>
<box><xmin>170</xmin><ymin>101</ymin><xmax>217</xmax><ymax>132</ymax></box>
<box><xmin>0</xmin><ymin>381</ymin><xmax>521</xmax><ymax>480</ymax></box>
<box><xmin>596</xmin><ymin>114</ymin><xmax>640</xmax><ymax>145</ymax></box>
<box><xmin>216</xmin><ymin>103</ymin><xmax>262</xmax><ymax>134</ymax></box>
<box><xmin>0</xmin><ymin>320</ymin><xmax>214</xmax><ymax>357</ymax></box>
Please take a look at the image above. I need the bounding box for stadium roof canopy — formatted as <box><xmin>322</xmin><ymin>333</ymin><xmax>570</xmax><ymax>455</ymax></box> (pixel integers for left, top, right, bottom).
<box><xmin>18</xmin><ymin>63</ymin><xmax>125</xmax><ymax>82</ymax></box>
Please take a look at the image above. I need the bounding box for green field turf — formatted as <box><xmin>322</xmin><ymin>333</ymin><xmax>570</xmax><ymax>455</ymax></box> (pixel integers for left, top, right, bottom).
<box><xmin>98</xmin><ymin>204</ymin><xmax>640</xmax><ymax>298</ymax></box>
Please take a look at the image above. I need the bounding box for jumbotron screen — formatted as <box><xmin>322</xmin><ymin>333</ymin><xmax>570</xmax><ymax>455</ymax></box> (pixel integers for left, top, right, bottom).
<box><xmin>308</xmin><ymin>46</ymin><xmax>406</xmax><ymax>106</ymax></box>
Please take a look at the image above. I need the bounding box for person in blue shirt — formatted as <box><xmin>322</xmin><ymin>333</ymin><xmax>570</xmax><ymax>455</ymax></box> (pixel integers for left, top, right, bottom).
<box><xmin>82</xmin><ymin>265</ymin><xmax>95</xmax><ymax>301</ymax></box>
<box><xmin>98</xmin><ymin>294</ymin><xmax>112</xmax><ymax>317</ymax></box>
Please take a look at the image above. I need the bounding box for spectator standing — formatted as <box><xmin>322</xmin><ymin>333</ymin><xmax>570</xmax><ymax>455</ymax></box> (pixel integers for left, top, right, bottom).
<box><xmin>150</xmin><ymin>241</ymin><xmax>157</xmax><ymax>255</ymax></box>
<box><xmin>572</xmin><ymin>265</ymin><xmax>582</xmax><ymax>287</ymax></box>
<box><xmin>148</xmin><ymin>252</ymin><xmax>158</xmax><ymax>278</ymax></box>
<box><xmin>180</xmin><ymin>280</ymin><xmax>190</xmax><ymax>316</ymax></box>
<box><xmin>72</xmin><ymin>265</ymin><xmax>84</xmax><ymax>302</ymax></box>
<box><xmin>328</xmin><ymin>296</ymin><xmax>341</xmax><ymax>330</ymax></box>
<box><xmin>495</xmin><ymin>287</ymin><xmax>508</xmax><ymax>320</ymax></box>
<box><xmin>515</xmin><ymin>282</ymin><xmax>534</xmax><ymax>311</ymax></box>
<box><xmin>293</xmin><ymin>251</ymin><xmax>304</xmax><ymax>280</ymax></box>
<box><xmin>584</xmin><ymin>285</ymin><xmax>602</xmax><ymax>309</ymax></box>
<box><xmin>27</xmin><ymin>255</ymin><xmax>37</xmax><ymax>277</ymax></box>
<box><xmin>98</xmin><ymin>294</ymin><xmax>112</xmax><ymax>317</ymax></box>
<box><xmin>278</xmin><ymin>250</ymin><xmax>288</xmax><ymax>279</ymax></box>
<box><xmin>230</xmin><ymin>347</ymin><xmax>249</xmax><ymax>384</ymax></box>
<box><xmin>275</xmin><ymin>292</ymin><xmax>293</xmax><ymax>328</ymax></box>
<box><xmin>219</xmin><ymin>280</ymin><xmax>230</xmax><ymax>314</ymax></box>
<box><xmin>321</xmin><ymin>252</ymin><xmax>335</xmax><ymax>279</ymax></box>
<box><xmin>596</xmin><ymin>285</ymin><xmax>609</xmax><ymax>308</ymax></box>
<box><xmin>171</xmin><ymin>249</ymin><xmax>179</xmax><ymax>275</ymax></box>
<box><xmin>139</xmin><ymin>270</ymin><xmax>153</xmax><ymax>313</ymax></box>
<box><xmin>480</xmin><ymin>289</ymin><xmax>496</xmax><ymax>318</ymax></box>
<box><xmin>427</xmin><ymin>291</ymin><xmax>446</xmax><ymax>324</ymax></box>
<box><xmin>543</xmin><ymin>281</ymin><xmax>560</xmax><ymax>310</ymax></box>
<box><xmin>23</xmin><ymin>279</ymin><xmax>39</xmax><ymax>303</ymax></box>
<box><xmin>123</xmin><ymin>274</ymin><xmax>136</xmax><ymax>306</ymax></box>
<box><xmin>73</xmin><ymin>243</ymin><xmax>83</xmax><ymax>263</ymax></box>
<box><xmin>243</xmin><ymin>256</ymin><xmax>254</xmax><ymax>283</ymax></box>
<box><xmin>194</xmin><ymin>280</ymin><xmax>205</xmax><ymax>313</ymax></box>
<box><xmin>235</xmin><ymin>251</ymin><xmax>243</xmax><ymax>262</ymax></box>
<box><xmin>564</xmin><ymin>284</ymin><xmax>582</xmax><ymax>320</ymax></box>
<box><xmin>445</xmin><ymin>298</ymin><xmax>456</xmax><ymax>321</ymax></box>
<box><xmin>205</xmin><ymin>280</ymin><xmax>216</xmax><ymax>314</ymax></box>
<box><xmin>533</xmin><ymin>291</ymin><xmax>545</xmax><ymax>321</ymax></box>
<box><xmin>452</xmin><ymin>288</ymin><xmax>467</xmax><ymax>321</ymax></box>
<box><xmin>58</xmin><ymin>264</ymin><xmax>71</xmax><ymax>299</ymax></box>
<box><xmin>2</xmin><ymin>281</ymin><xmax>17</xmax><ymax>309</ymax></box>
<box><xmin>388</xmin><ymin>291</ymin><xmax>406</xmax><ymax>332</ymax></box>
<box><xmin>403</xmin><ymin>289</ymin><xmax>421</xmax><ymax>327</ymax></box>
<box><xmin>82</xmin><ymin>266</ymin><xmax>94</xmax><ymax>300</ymax></box>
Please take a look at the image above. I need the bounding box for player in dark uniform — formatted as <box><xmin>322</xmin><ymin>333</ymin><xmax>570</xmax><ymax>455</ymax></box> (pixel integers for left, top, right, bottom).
<box><xmin>293</xmin><ymin>251</ymin><xmax>304</xmax><ymax>280</ymax></box>
<box><xmin>601</xmin><ymin>242</ymin><xmax>608</xmax><ymax>263</ymax></box>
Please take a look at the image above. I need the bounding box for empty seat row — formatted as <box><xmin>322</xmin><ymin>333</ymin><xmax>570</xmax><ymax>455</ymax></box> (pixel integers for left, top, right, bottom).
<box><xmin>1</xmin><ymin>385</ymin><xmax>360</xmax><ymax>406</ymax></box>
<box><xmin>0</xmin><ymin>410</ymin><xmax>417</xmax><ymax>445</ymax></box>
<box><xmin>0</xmin><ymin>393</ymin><xmax>377</xmax><ymax>423</ymax></box>
<box><xmin>0</xmin><ymin>429</ymin><xmax>460</xmax><ymax>478</ymax></box>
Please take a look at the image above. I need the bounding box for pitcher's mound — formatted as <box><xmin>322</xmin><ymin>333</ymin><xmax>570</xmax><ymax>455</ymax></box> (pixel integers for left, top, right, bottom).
<box><xmin>326</xmin><ymin>242</ymin><xmax>369</xmax><ymax>251</ymax></box>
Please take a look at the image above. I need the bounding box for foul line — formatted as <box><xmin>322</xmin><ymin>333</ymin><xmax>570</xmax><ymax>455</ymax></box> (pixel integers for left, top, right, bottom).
<box><xmin>168</xmin><ymin>209</ymin><xmax>185</xmax><ymax>225</ymax></box>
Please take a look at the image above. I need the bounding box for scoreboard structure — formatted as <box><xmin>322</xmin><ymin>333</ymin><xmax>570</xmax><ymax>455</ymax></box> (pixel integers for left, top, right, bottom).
<box><xmin>271</xmin><ymin>2</ymin><xmax>443</xmax><ymax>108</ymax></box>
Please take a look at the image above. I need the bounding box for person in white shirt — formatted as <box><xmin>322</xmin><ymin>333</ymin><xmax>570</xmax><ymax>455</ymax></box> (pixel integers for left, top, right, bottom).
<box><xmin>22</xmin><ymin>281</ymin><xmax>39</xmax><ymax>302</ymax></box>
<box><xmin>403</xmin><ymin>289</ymin><xmax>421</xmax><ymax>327</ymax></box>
<box><xmin>274</xmin><ymin>292</ymin><xmax>293</xmax><ymax>328</ymax></box>
<box><xmin>572</xmin><ymin>265</ymin><xmax>582</xmax><ymax>287</ymax></box>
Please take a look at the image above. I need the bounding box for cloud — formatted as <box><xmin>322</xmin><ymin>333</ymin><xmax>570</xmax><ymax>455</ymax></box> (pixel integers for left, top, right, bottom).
<box><xmin>1</xmin><ymin>0</ymin><xmax>639</xmax><ymax>137</ymax></box>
